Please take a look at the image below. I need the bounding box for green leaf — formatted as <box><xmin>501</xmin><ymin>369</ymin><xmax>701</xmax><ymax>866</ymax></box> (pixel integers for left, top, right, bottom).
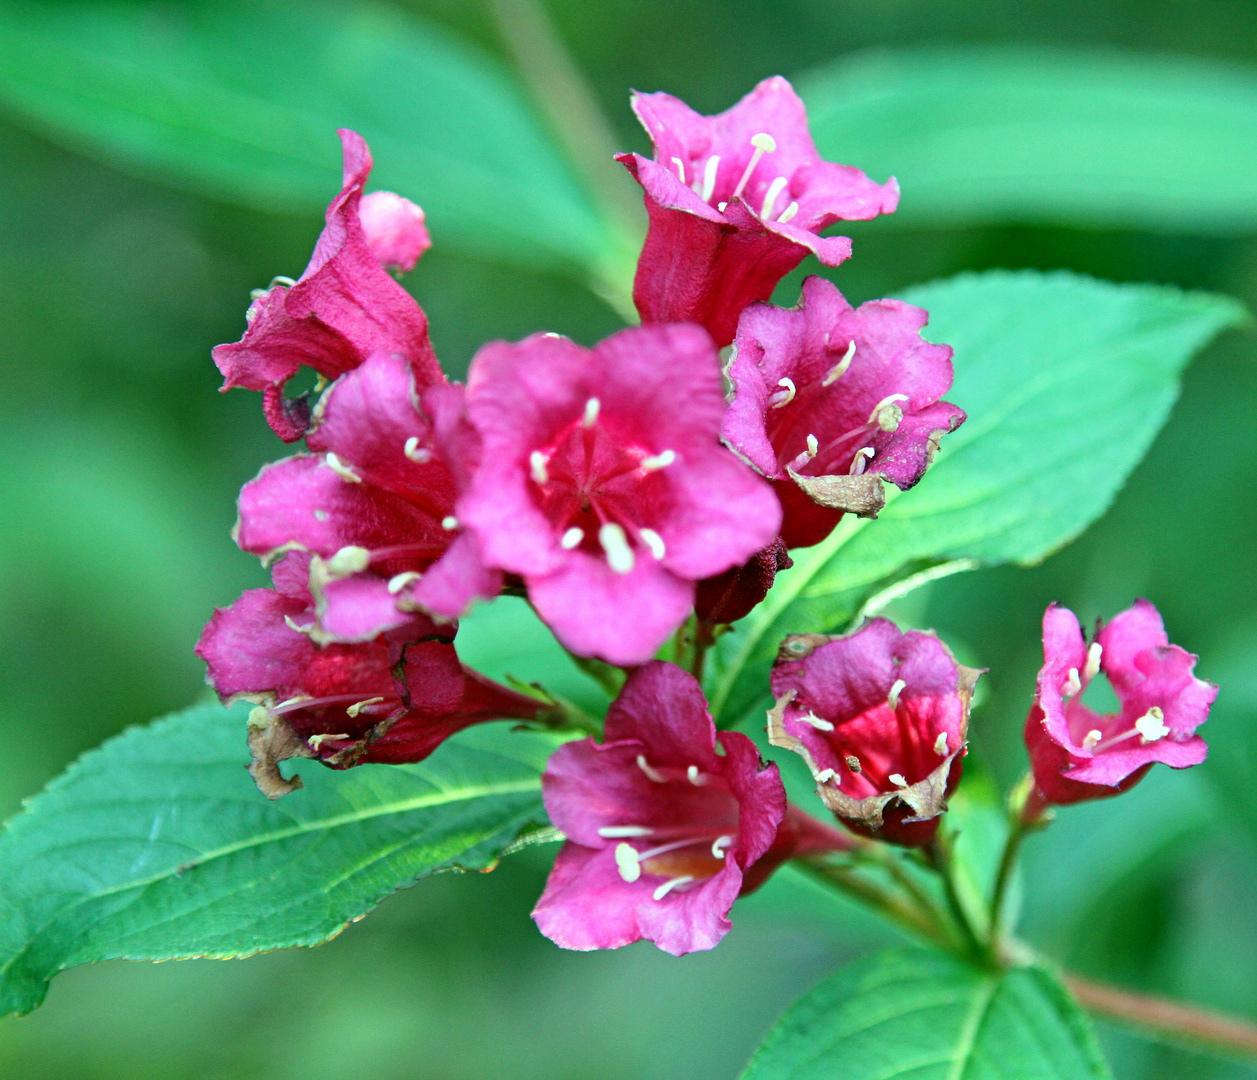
<box><xmin>708</xmin><ymin>270</ymin><xmax>1246</xmax><ymax>726</ymax></box>
<box><xmin>802</xmin><ymin>46</ymin><xmax>1257</xmax><ymax>235</ymax></box>
<box><xmin>741</xmin><ymin>948</ymin><xmax>1111</xmax><ymax>1080</ymax></box>
<box><xmin>0</xmin><ymin>702</ymin><xmax>562</xmax><ymax>1018</ymax></box>
<box><xmin>0</xmin><ymin>0</ymin><xmax>610</xmax><ymax>276</ymax></box>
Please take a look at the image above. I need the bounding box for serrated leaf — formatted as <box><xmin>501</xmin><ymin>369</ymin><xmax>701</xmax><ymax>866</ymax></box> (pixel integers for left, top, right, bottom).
<box><xmin>741</xmin><ymin>948</ymin><xmax>1111</xmax><ymax>1080</ymax></box>
<box><xmin>0</xmin><ymin>702</ymin><xmax>562</xmax><ymax>1017</ymax></box>
<box><xmin>708</xmin><ymin>270</ymin><xmax>1246</xmax><ymax>726</ymax></box>
<box><xmin>802</xmin><ymin>46</ymin><xmax>1257</xmax><ymax>235</ymax></box>
<box><xmin>0</xmin><ymin>0</ymin><xmax>611</xmax><ymax>276</ymax></box>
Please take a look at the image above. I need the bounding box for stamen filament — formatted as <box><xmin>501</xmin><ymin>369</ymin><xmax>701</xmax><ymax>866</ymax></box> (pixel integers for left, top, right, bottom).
<box><xmin>769</xmin><ymin>377</ymin><xmax>796</xmax><ymax>409</ymax></box>
<box><xmin>670</xmin><ymin>156</ymin><xmax>686</xmax><ymax>184</ymax></box>
<box><xmin>822</xmin><ymin>340</ymin><xmax>856</xmax><ymax>385</ymax></box>
<box><xmin>732</xmin><ymin>133</ymin><xmax>776</xmax><ymax>201</ymax></box>
<box><xmin>598</xmin><ymin>825</ymin><xmax>654</xmax><ymax>838</ymax></box>
<box><xmin>325</xmin><ymin>452</ymin><xmax>361</xmax><ymax>484</ymax></box>
<box><xmin>760</xmin><ymin>175</ymin><xmax>788</xmax><ymax>220</ymax></box>
<box><xmin>637</xmin><ymin>754</ymin><xmax>667</xmax><ymax>782</ymax></box>
<box><xmin>700</xmin><ymin>155</ymin><xmax>720</xmax><ymax>203</ymax></box>
<box><xmin>799</xmin><ymin>711</ymin><xmax>834</xmax><ymax>731</ymax></box>
<box><xmin>653</xmin><ymin>876</ymin><xmax>695</xmax><ymax>901</ymax></box>
<box><xmin>777</xmin><ymin>200</ymin><xmax>799</xmax><ymax>223</ymax></box>
<box><xmin>887</xmin><ymin>678</ymin><xmax>907</xmax><ymax>710</ymax></box>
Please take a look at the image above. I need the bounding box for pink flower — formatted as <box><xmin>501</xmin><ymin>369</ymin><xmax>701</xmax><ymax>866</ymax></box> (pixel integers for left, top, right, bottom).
<box><xmin>213</xmin><ymin>130</ymin><xmax>439</xmax><ymax>441</ymax></box>
<box><xmin>457</xmin><ymin>324</ymin><xmax>782</xmax><ymax>665</ymax></box>
<box><xmin>617</xmin><ymin>77</ymin><xmax>899</xmax><ymax>347</ymax></box>
<box><xmin>1024</xmin><ymin>601</ymin><xmax>1215</xmax><ymax>807</ymax></box>
<box><xmin>358</xmin><ymin>190</ymin><xmax>431</xmax><ymax>273</ymax></box>
<box><xmin>724</xmin><ymin>276</ymin><xmax>965</xmax><ymax>549</ymax></box>
<box><xmin>768</xmin><ymin>620</ymin><xmax>981</xmax><ymax>847</ymax></box>
<box><xmin>531</xmin><ymin>662</ymin><xmax>789</xmax><ymax>955</ymax></box>
<box><xmin>234</xmin><ymin>351</ymin><xmax>500</xmax><ymax>640</ymax></box>
<box><xmin>196</xmin><ymin>552</ymin><xmax>545</xmax><ymax>798</ymax></box>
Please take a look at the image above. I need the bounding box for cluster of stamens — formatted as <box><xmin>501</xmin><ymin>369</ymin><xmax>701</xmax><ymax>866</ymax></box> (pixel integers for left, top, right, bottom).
<box><xmin>672</xmin><ymin>132</ymin><xmax>801</xmax><ymax>224</ymax></box>
<box><xmin>525</xmin><ymin>397</ymin><xmax>675</xmax><ymax>575</ymax></box>
<box><xmin>1061</xmin><ymin>641</ymin><xmax>1173</xmax><ymax>751</ymax></box>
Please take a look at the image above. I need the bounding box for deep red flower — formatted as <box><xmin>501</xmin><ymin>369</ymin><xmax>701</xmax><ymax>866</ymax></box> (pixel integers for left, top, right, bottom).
<box><xmin>724</xmin><ymin>275</ymin><xmax>964</xmax><ymax>549</ymax></box>
<box><xmin>617</xmin><ymin>77</ymin><xmax>899</xmax><ymax>347</ymax></box>
<box><xmin>769</xmin><ymin>620</ymin><xmax>980</xmax><ymax>847</ymax></box>
<box><xmin>532</xmin><ymin>662</ymin><xmax>790</xmax><ymax>955</ymax></box>
<box><xmin>234</xmin><ymin>350</ymin><xmax>500</xmax><ymax>640</ymax></box>
<box><xmin>1024</xmin><ymin>601</ymin><xmax>1215</xmax><ymax>807</ymax></box>
<box><xmin>196</xmin><ymin>552</ymin><xmax>545</xmax><ymax>798</ymax></box>
<box><xmin>457</xmin><ymin>325</ymin><xmax>781</xmax><ymax>665</ymax></box>
<box><xmin>694</xmin><ymin>538</ymin><xmax>792</xmax><ymax>625</ymax></box>
<box><xmin>213</xmin><ymin>130</ymin><xmax>439</xmax><ymax>441</ymax></box>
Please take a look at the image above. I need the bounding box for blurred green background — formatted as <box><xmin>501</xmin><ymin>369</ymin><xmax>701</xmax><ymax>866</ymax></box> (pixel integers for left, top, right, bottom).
<box><xmin>2</xmin><ymin>0</ymin><xmax>1256</xmax><ymax>1077</ymax></box>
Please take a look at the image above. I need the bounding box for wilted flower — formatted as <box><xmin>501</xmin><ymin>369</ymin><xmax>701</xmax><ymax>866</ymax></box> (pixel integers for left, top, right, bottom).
<box><xmin>724</xmin><ymin>275</ymin><xmax>964</xmax><ymax>549</ymax></box>
<box><xmin>768</xmin><ymin>620</ymin><xmax>980</xmax><ymax>847</ymax></box>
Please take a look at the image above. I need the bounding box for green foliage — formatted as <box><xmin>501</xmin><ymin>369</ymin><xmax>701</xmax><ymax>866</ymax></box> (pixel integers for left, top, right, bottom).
<box><xmin>803</xmin><ymin>47</ymin><xmax>1257</xmax><ymax>235</ymax></box>
<box><xmin>741</xmin><ymin>948</ymin><xmax>1111</xmax><ymax>1080</ymax></box>
<box><xmin>0</xmin><ymin>703</ymin><xmax>562</xmax><ymax>1018</ymax></box>
<box><xmin>707</xmin><ymin>270</ymin><xmax>1247</xmax><ymax>726</ymax></box>
<box><xmin>0</xmin><ymin>0</ymin><xmax>611</xmax><ymax>276</ymax></box>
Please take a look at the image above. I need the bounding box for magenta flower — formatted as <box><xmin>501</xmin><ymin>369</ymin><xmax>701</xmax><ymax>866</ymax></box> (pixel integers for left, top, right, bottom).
<box><xmin>768</xmin><ymin>620</ymin><xmax>980</xmax><ymax>847</ymax></box>
<box><xmin>213</xmin><ymin>129</ymin><xmax>439</xmax><ymax>441</ymax></box>
<box><xmin>531</xmin><ymin>662</ymin><xmax>788</xmax><ymax>955</ymax></box>
<box><xmin>457</xmin><ymin>325</ymin><xmax>782</xmax><ymax>665</ymax></box>
<box><xmin>234</xmin><ymin>350</ymin><xmax>500</xmax><ymax>640</ymax></box>
<box><xmin>196</xmin><ymin>553</ymin><xmax>545</xmax><ymax>798</ymax></box>
<box><xmin>617</xmin><ymin>77</ymin><xmax>899</xmax><ymax>347</ymax></box>
<box><xmin>724</xmin><ymin>275</ymin><xmax>965</xmax><ymax>549</ymax></box>
<box><xmin>1024</xmin><ymin>601</ymin><xmax>1215</xmax><ymax>807</ymax></box>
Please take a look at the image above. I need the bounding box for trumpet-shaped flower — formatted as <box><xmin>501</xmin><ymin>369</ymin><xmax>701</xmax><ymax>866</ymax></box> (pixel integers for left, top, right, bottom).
<box><xmin>724</xmin><ymin>276</ymin><xmax>964</xmax><ymax>548</ymax></box>
<box><xmin>1024</xmin><ymin>601</ymin><xmax>1215</xmax><ymax>806</ymax></box>
<box><xmin>617</xmin><ymin>77</ymin><xmax>899</xmax><ymax>346</ymax></box>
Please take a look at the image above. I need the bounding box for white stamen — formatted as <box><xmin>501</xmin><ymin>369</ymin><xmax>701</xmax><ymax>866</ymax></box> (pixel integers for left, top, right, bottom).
<box><xmin>560</xmin><ymin>526</ymin><xmax>584</xmax><ymax>550</ymax></box>
<box><xmin>1063</xmin><ymin>668</ymin><xmax>1082</xmax><ymax>698</ymax></box>
<box><xmin>614</xmin><ymin>842</ymin><xmax>642</xmax><ymax>882</ymax></box>
<box><xmin>637</xmin><ymin>754</ymin><xmax>667</xmax><ymax>782</ymax></box>
<box><xmin>867</xmin><ymin>394</ymin><xmax>910</xmax><ymax>428</ymax></box>
<box><xmin>670</xmin><ymin>156</ymin><xmax>686</xmax><ymax>184</ymax></box>
<box><xmin>403</xmin><ymin>436</ymin><xmax>432</xmax><ymax>464</ymax></box>
<box><xmin>687</xmin><ymin>764</ymin><xmax>706</xmax><ymax>786</ymax></box>
<box><xmin>815</xmin><ymin>768</ymin><xmax>837</xmax><ymax>783</ymax></box>
<box><xmin>325</xmin><ymin>452</ymin><xmax>361</xmax><ymax>484</ymax></box>
<box><xmin>778</xmin><ymin>200</ymin><xmax>800</xmax><ymax>224</ymax></box>
<box><xmin>314</xmin><ymin>510</ymin><xmax>329</xmax><ymax>522</ymax></box>
<box><xmin>326</xmin><ymin>545</ymin><xmax>371</xmax><ymax>575</ymax></box>
<box><xmin>806</xmin><ymin>433</ymin><xmax>819</xmax><ymax>458</ymax></box>
<box><xmin>1082</xmin><ymin>729</ymin><xmax>1103</xmax><ymax>750</ymax></box>
<box><xmin>717</xmin><ymin>200</ymin><xmax>728</xmax><ymax>211</ymax></box>
<box><xmin>346</xmin><ymin>697</ymin><xmax>384</xmax><ymax>718</ymax></box>
<box><xmin>1084</xmin><ymin>642</ymin><xmax>1103</xmax><ymax>683</ymax></box>
<box><xmin>934</xmin><ymin>732</ymin><xmax>949</xmax><ymax>755</ymax></box>
<box><xmin>700</xmin><ymin>155</ymin><xmax>720</xmax><ymax>203</ymax></box>
<box><xmin>652</xmin><ymin>876</ymin><xmax>695</xmax><ymax>901</ymax></box>
<box><xmin>543</xmin><ymin>331</ymin><xmax>562</xmax><ymax>339</ymax></box>
<box><xmin>307</xmin><ymin>732</ymin><xmax>349</xmax><ymax>750</ymax></box>
<box><xmin>712</xmin><ymin>835</ymin><xmax>734</xmax><ymax>859</ymax></box>
<box><xmin>799</xmin><ymin>711</ymin><xmax>835</xmax><ymax>732</ymax></box>
<box><xmin>1135</xmin><ymin>706</ymin><xmax>1169</xmax><ymax>744</ymax></box>
<box><xmin>599</xmin><ymin>522</ymin><xmax>635</xmax><ymax>574</ymax></box>
<box><xmin>639</xmin><ymin>528</ymin><xmax>666</xmax><ymax>560</ymax></box>
<box><xmin>583</xmin><ymin>397</ymin><xmax>601</xmax><ymax>427</ymax></box>
<box><xmin>529</xmin><ymin>450</ymin><xmax>549</xmax><ymax>485</ymax></box>
<box><xmin>769</xmin><ymin>376</ymin><xmax>797</xmax><ymax>409</ymax></box>
<box><xmin>387</xmin><ymin>571</ymin><xmax>422</xmax><ymax>594</ymax></box>
<box><xmin>441</xmin><ymin>515</ymin><xmax>459</xmax><ymax>531</ymax></box>
<box><xmin>760</xmin><ymin>175</ymin><xmax>788</xmax><ymax>220</ymax></box>
<box><xmin>887</xmin><ymin>678</ymin><xmax>907</xmax><ymax>710</ymax></box>
<box><xmin>823</xmin><ymin>340</ymin><xmax>857</xmax><ymax>385</ymax></box>
<box><xmin>732</xmin><ymin>133</ymin><xmax>776</xmax><ymax>201</ymax></box>
<box><xmin>284</xmin><ymin>615</ymin><xmax>314</xmax><ymax>635</ymax></box>
<box><xmin>850</xmin><ymin>447</ymin><xmax>874</xmax><ymax>475</ymax></box>
<box><xmin>598</xmin><ymin>825</ymin><xmax>654</xmax><ymax>838</ymax></box>
<box><xmin>889</xmin><ymin>773</ymin><xmax>909</xmax><ymax>788</ymax></box>
<box><xmin>641</xmin><ymin>449</ymin><xmax>677</xmax><ymax>471</ymax></box>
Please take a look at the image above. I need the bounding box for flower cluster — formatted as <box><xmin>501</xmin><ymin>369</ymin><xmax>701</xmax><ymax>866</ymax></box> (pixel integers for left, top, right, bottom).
<box><xmin>199</xmin><ymin>79</ymin><xmax>1214</xmax><ymax>957</ymax></box>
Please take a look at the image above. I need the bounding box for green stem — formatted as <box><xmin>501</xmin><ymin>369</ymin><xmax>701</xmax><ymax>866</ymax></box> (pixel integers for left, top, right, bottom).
<box><xmin>926</xmin><ymin>838</ymin><xmax>992</xmax><ymax>966</ymax></box>
<box><xmin>989</xmin><ymin>773</ymin><xmax>1052</xmax><ymax>949</ymax></box>
<box><xmin>797</xmin><ymin>855</ymin><xmax>949</xmax><ymax>948</ymax></box>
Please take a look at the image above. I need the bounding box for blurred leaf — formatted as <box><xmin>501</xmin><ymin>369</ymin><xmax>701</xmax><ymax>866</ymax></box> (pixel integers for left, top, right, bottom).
<box><xmin>802</xmin><ymin>46</ymin><xmax>1257</xmax><ymax>235</ymax></box>
<box><xmin>1197</xmin><ymin>622</ymin><xmax>1257</xmax><ymax>847</ymax></box>
<box><xmin>0</xmin><ymin>703</ymin><xmax>562</xmax><ymax>1018</ymax></box>
<box><xmin>0</xmin><ymin>0</ymin><xmax>612</xmax><ymax>277</ymax></box>
<box><xmin>740</xmin><ymin>947</ymin><xmax>1110</xmax><ymax>1079</ymax></box>
<box><xmin>708</xmin><ymin>270</ymin><xmax>1247</xmax><ymax>726</ymax></box>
